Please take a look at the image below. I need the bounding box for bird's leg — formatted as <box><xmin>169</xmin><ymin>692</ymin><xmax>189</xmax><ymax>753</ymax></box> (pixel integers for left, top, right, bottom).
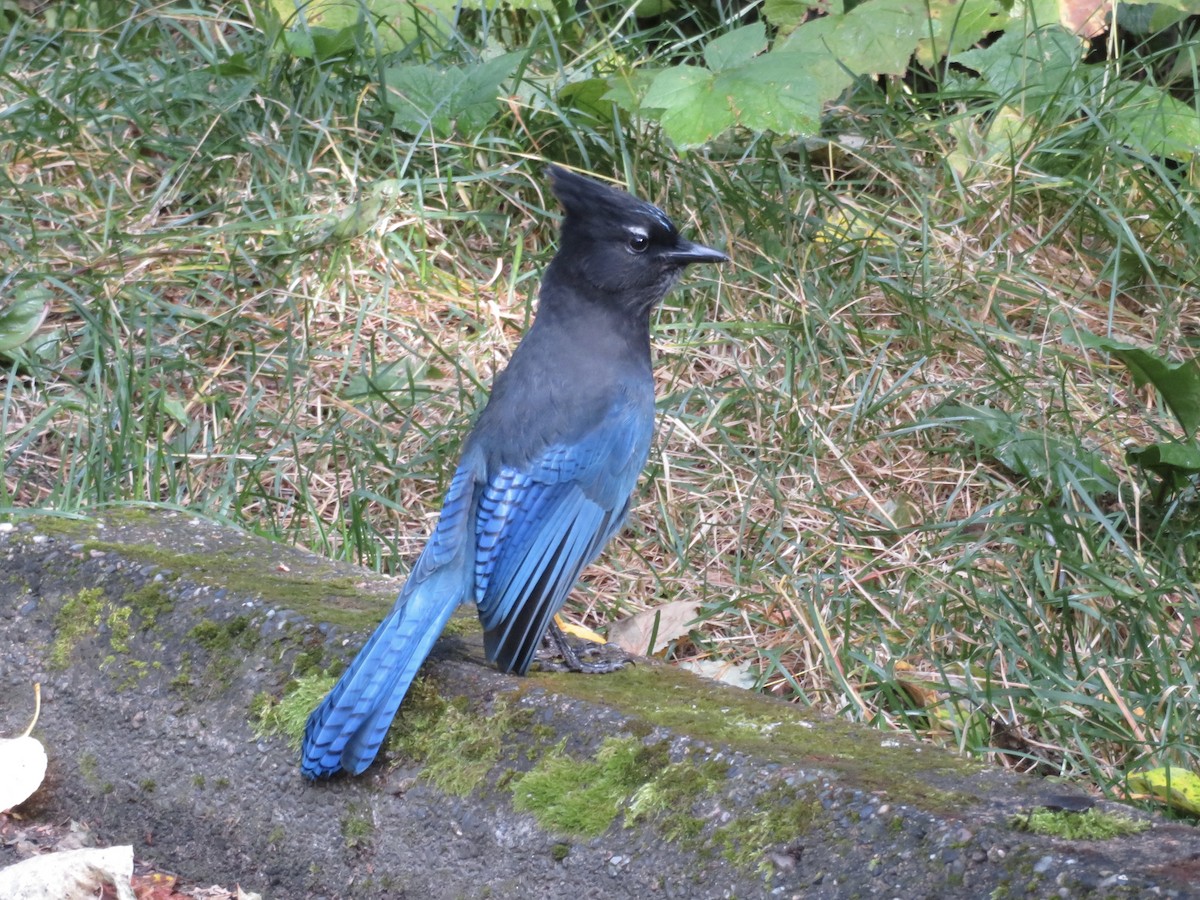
<box><xmin>535</xmin><ymin>619</ymin><xmax>632</xmax><ymax>674</ymax></box>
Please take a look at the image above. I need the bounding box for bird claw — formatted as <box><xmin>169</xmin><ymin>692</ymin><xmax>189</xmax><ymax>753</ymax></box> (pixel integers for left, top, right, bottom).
<box><xmin>534</xmin><ymin>621</ymin><xmax>633</xmax><ymax>674</ymax></box>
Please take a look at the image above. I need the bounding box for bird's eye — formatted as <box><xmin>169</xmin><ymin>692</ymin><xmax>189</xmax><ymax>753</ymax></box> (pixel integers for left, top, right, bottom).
<box><xmin>628</xmin><ymin>234</ymin><xmax>649</xmax><ymax>253</ymax></box>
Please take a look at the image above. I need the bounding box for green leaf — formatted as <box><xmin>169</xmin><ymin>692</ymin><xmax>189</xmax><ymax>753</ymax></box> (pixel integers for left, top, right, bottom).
<box><xmin>0</xmin><ymin>284</ymin><xmax>51</xmax><ymax>354</ymax></box>
<box><xmin>557</xmin><ymin>78</ymin><xmax>617</xmax><ymax>123</ymax></box>
<box><xmin>953</xmin><ymin>25</ymin><xmax>1087</xmax><ymax>112</ymax></box>
<box><xmin>1128</xmin><ymin>767</ymin><xmax>1200</xmax><ymax>817</ymax></box>
<box><xmin>642</xmin><ymin>50</ymin><xmax>844</xmax><ymax>146</ymax></box>
<box><xmin>1122</xmin><ymin>0</ymin><xmax>1200</xmax><ymax>14</ymax></box>
<box><xmin>704</xmin><ymin>23</ymin><xmax>767</xmax><ymax>72</ymax></box>
<box><xmin>382</xmin><ymin>52</ymin><xmax>523</xmax><ymax>139</ymax></box>
<box><xmin>781</xmin><ymin>0</ymin><xmax>930</xmax><ymax>76</ymax></box>
<box><xmin>642</xmin><ymin>65</ymin><xmax>733</xmax><ymax>147</ymax></box>
<box><xmin>1126</xmin><ymin>441</ymin><xmax>1200</xmax><ymax>476</ymax></box>
<box><xmin>343</xmin><ymin>359</ymin><xmax>432</xmax><ymax>402</ymax></box>
<box><xmin>265</xmin><ymin>0</ymin><xmax>462</xmax><ymax>55</ymax></box>
<box><xmin>721</xmin><ymin>50</ymin><xmax>837</xmax><ymax>135</ymax></box>
<box><xmin>210</xmin><ymin>52</ymin><xmax>256</xmax><ymax>77</ymax></box>
<box><xmin>600</xmin><ymin>69</ymin><xmax>659</xmax><ymax>113</ymax></box>
<box><xmin>936</xmin><ymin>404</ymin><xmax>1117</xmax><ymax>494</ymax></box>
<box><xmin>1108</xmin><ymin>80</ymin><xmax>1200</xmax><ymax>164</ymax></box>
<box><xmin>763</xmin><ymin>0</ymin><xmax>844</xmax><ymax>34</ymax></box>
<box><xmin>916</xmin><ymin>0</ymin><xmax>1009</xmax><ymax>66</ymax></box>
<box><xmin>1078</xmin><ymin>332</ymin><xmax>1200</xmax><ymax>438</ymax></box>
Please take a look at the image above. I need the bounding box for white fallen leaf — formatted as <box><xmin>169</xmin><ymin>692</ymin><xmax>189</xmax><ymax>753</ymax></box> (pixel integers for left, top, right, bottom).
<box><xmin>0</xmin><ymin>735</ymin><xmax>47</xmax><ymax>813</ymax></box>
<box><xmin>677</xmin><ymin>658</ymin><xmax>761</xmax><ymax>690</ymax></box>
<box><xmin>608</xmin><ymin>600</ymin><xmax>700</xmax><ymax>655</ymax></box>
<box><xmin>1</xmin><ymin>683</ymin><xmax>46</xmax><ymax>813</ymax></box>
<box><xmin>0</xmin><ymin>845</ymin><xmax>135</xmax><ymax>900</ymax></box>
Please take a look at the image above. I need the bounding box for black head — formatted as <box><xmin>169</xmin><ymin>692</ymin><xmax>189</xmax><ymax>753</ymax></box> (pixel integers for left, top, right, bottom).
<box><xmin>544</xmin><ymin>165</ymin><xmax>725</xmax><ymax>316</ymax></box>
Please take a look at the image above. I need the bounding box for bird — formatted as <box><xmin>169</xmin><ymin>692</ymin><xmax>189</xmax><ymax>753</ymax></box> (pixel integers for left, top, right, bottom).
<box><xmin>300</xmin><ymin>164</ymin><xmax>726</xmax><ymax>778</ymax></box>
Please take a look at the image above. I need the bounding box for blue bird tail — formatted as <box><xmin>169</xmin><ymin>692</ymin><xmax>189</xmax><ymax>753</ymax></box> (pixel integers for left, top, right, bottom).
<box><xmin>300</xmin><ymin>564</ymin><xmax>465</xmax><ymax>778</ymax></box>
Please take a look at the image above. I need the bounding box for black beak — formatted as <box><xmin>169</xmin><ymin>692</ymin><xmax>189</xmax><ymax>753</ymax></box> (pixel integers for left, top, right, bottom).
<box><xmin>666</xmin><ymin>239</ymin><xmax>728</xmax><ymax>265</ymax></box>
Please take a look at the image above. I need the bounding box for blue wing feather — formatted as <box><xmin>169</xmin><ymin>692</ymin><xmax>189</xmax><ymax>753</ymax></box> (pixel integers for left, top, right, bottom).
<box><xmin>475</xmin><ymin>400</ymin><xmax>652</xmax><ymax>673</ymax></box>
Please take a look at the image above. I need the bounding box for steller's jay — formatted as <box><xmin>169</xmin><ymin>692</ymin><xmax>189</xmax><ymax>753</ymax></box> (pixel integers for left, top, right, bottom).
<box><xmin>301</xmin><ymin>165</ymin><xmax>726</xmax><ymax>778</ymax></box>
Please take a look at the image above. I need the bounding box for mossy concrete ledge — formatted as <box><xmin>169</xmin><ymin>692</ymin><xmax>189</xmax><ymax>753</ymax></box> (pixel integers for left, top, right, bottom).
<box><xmin>1</xmin><ymin>510</ymin><xmax>1197</xmax><ymax>898</ymax></box>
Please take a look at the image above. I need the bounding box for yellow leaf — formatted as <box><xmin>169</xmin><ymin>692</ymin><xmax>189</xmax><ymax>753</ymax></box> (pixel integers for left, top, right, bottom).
<box><xmin>1127</xmin><ymin>766</ymin><xmax>1200</xmax><ymax>816</ymax></box>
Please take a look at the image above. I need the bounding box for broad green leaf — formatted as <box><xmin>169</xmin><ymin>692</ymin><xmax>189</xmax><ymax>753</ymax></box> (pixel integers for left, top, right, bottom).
<box><xmin>601</xmin><ymin>69</ymin><xmax>659</xmax><ymax>112</ymax></box>
<box><xmin>557</xmin><ymin>78</ymin><xmax>617</xmax><ymax>122</ymax></box>
<box><xmin>719</xmin><ymin>50</ymin><xmax>838</xmax><ymax>135</ymax></box>
<box><xmin>946</xmin><ymin>105</ymin><xmax>1036</xmax><ymax>176</ymax></box>
<box><xmin>329</xmin><ymin>195</ymin><xmax>386</xmax><ymax>242</ymax></box>
<box><xmin>382</xmin><ymin>52</ymin><xmax>523</xmax><ymax>139</ymax></box>
<box><xmin>1108</xmin><ymin>80</ymin><xmax>1200</xmax><ymax>164</ymax></box>
<box><xmin>384</xmin><ymin>64</ymin><xmax>463</xmax><ymax>136</ymax></box>
<box><xmin>936</xmin><ymin>404</ymin><xmax>1117</xmax><ymax>493</ymax></box>
<box><xmin>0</xmin><ymin>285</ymin><xmax>50</xmax><ymax>354</ymax></box>
<box><xmin>159</xmin><ymin>395</ymin><xmax>190</xmax><ymax>427</ymax></box>
<box><xmin>643</xmin><ymin>50</ymin><xmax>844</xmax><ymax>146</ymax></box>
<box><xmin>782</xmin><ymin>0</ymin><xmax>930</xmax><ymax>76</ymax></box>
<box><xmin>1079</xmin><ymin>332</ymin><xmax>1200</xmax><ymax>438</ymax></box>
<box><xmin>343</xmin><ymin>358</ymin><xmax>434</xmax><ymax>402</ymax></box>
<box><xmin>267</xmin><ymin>0</ymin><xmax>442</xmax><ymax>54</ymax></box>
<box><xmin>1121</xmin><ymin>0</ymin><xmax>1200</xmax><ymax>13</ymax></box>
<box><xmin>642</xmin><ymin>65</ymin><xmax>735</xmax><ymax>147</ymax></box>
<box><xmin>763</xmin><ymin>0</ymin><xmax>842</xmax><ymax>34</ymax></box>
<box><xmin>953</xmin><ymin>25</ymin><xmax>1087</xmax><ymax>112</ymax></box>
<box><xmin>1125</xmin><ymin>441</ymin><xmax>1200</xmax><ymax>477</ymax></box>
<box><xmin>633</xmin><ymin>0</ymin><xmax>677</xmax><ymax>14</ymax></box>
<box><xmin>704</xmin><ymin>22</ymin><xmax>767</xmax><ymax>73</ymax></box>
<box><xmin>916</xmin><ymin>0</ymin><xmax>1009</xmax><ymax>66</ymax></box>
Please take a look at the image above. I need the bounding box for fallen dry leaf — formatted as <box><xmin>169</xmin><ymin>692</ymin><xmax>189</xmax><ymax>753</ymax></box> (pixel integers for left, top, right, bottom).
<box><xmin>608</xmin><ymin>600</ymin><xmax>700</xmax><ymax>655</ymax></box>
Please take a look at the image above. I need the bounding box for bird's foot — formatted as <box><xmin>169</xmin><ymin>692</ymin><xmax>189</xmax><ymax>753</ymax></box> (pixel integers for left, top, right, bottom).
<box><xmin>535</xmin><ymin>620</ymin><xmax>632</xmax><ymax>674</ymax></box>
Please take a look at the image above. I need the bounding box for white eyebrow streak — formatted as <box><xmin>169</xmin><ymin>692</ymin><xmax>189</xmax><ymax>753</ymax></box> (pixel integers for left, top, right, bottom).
<box><xmin>625</xmin><ymin>224</ymin><xmax>649</xmax><ymax>239</ymax></box>
<box><xmin>644</xmin><ymin>203</ymin><xmax>673</xmax><ymax>233</ymax></box>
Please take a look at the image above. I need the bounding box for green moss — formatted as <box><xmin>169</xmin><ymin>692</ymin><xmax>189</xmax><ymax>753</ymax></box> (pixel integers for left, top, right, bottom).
<box><xmin>79</xmin><ymin>752</ymin><xmax>100</xmax><ymax>784</ymax></box>
<box><xmin>126</xmin><ymin>583</ymin><xmax>174</xmax><ymax>629</ymax></box>
<box><xmin>187</xmin><ymin>615</ymin><xmax>258</xmax><ymax>692</ymax></box>
<box><xmin>626</xmin><ymin>756</ymin><xmax>730</xmax><ymax>844</ymax></box>
<box><xmin>169</xmin><ymin>653</ymin><xmax>195</xmax><ymax>692</ymax></box>
<box><xmin>551</xmin><ymin>842</ymin><xmax>570</xmax><ymax>862</ymax></box>
<box><xmin>511</xmin><ymin>736</ymin><xmax>671</xmax><ymax>838</ymax></box>
<box><xmin>341</xmin><ymin>805</ymin><xmax>374</xmax><ymax>851</ymax></box>
<box><xmin>107</xmin><ymin>605</ymin><xmax>133</xmax><ymax>654</ymax></box>
<box><xmin>291</xmin><ymin>645</ymin><xmax>326</xmax><ymax>676</ymax></box>
<box><xmin>190</xmin><ymin>615</ymin><xmax>255</xmax><ymax>653</ymax></box>
<box><xmin>80</xmin><ymin>538</ymin><xmax>389</xmax><ymax>631</ymax></box>
<box><xmin>50</xmin><ymin>582</ymin><xmax>172</xmax><ymax>681</ymax></box>
<box><xmin>528</xmin><ymin>664</ymin><xmax>981</xmax><ymax>812</ymax></box>
<box><xmin>439</xmin><ymin>611</ymin><xmax>481</xmax><ymax>637</ymax></box>
<box><xmin>713</xmin><ymin>787</ymin><xmax>821</xmax><ymax>873</ymax></box>
<box><xmin>260</xmin><ymin>675</ymin><xmax>335</xmax><ymax>748</ymax></box>
<box><xmin>387</xmin><ymin>678</ymin><xmax>529</xmax><ymax>796</ymax></box>
<box><xmin>50</xmin><ymin>587</ymin><xmax>105</xmax><ymax>669</ymax></box>
<box><xmin>1011</xmin><ymin>807</ymin><xmax>1149</xmax><ymax>839</ymax></box>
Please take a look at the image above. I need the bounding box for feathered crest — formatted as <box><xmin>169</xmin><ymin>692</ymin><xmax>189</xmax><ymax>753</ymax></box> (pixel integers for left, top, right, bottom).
<box><xmin>547</xmin><ymin>165</ymin><xmax>676</xmax><ymax>235</ymax></box>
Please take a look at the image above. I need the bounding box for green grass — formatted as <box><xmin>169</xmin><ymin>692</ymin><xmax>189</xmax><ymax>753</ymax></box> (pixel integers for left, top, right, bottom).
<box><xmin>2</xmin><ymin>0</ymin><xmax>1199</xmax><ymax>810</ymax></box>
